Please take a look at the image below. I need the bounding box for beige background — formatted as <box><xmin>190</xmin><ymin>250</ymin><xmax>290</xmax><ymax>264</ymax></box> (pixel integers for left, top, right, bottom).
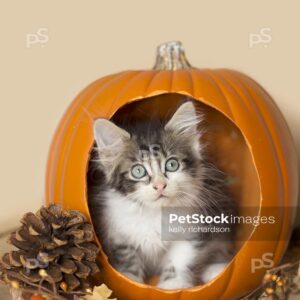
<box><xmin>0</xmin><ymin>0</ymin><xmax>299</xmax><ymax>232</ymax></box>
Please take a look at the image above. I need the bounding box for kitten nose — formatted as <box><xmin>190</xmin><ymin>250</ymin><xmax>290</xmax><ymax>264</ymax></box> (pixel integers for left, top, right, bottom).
<box><xmin>153</xmin><ymin>181</ymin><xmax>167</xmax><ymax>193</ymax></box>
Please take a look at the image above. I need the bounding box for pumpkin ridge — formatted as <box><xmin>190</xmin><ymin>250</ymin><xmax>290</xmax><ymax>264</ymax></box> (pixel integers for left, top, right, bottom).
<box><xmin>170</xmin><ymin>70</ymin><xmax>194</xmax><ymax>96</ymax></box>
<box><xmin>187</xmin><ymin>69</ymin><xmax>194</xmax><ymax>96</ymax></box>
<box><xmin>58</xmin><ymin>71</ymin><xmax>141</xmax><ymax>204</ymax></box>
<box><xmin>142</xmin><ymin>70</ymin><xmax>160</xmax><ymax>97</ymax></box>
<box><xmin>213</xmin><ymin>70</ymin><xmax>253</xmax><ymax>114</ymax></box>
<box><xmin>242</xmin><ymin>73</ymin><xmax>298</xmax><ymax>207</ymax></box>
<box><xmin>223</xmin><ymin>70</ymin><xmax>283</xmax><ymax>203</ymax></box>
<box><xmin>190</xmin><ymin>68</ymin><xmax>234</xmax><ymax>122</ymax></box>
<box><xmin>221</xmin><ymin>72</ymin><xmax>289</xmax><ymax>287</ymax></box>
<box><xmin>143</xmin><ymin>70</ymin><xmax>173</xmax><ymax>96</ymax></box>
<box><xmin>219</xmin><ymin>70</ymin><xmax>283</xmax><ymax>210</ymax></box>
<box><xmin>197</xmin><ymin>71</ymin><xmax>262</xmax><ymax>299</ymax></box>
<box><xmin>169</xmin><ymin>69</ymin><xmax>175</xmax><ymax>92</ymax></box>
<box><xmin>46</xmin><ymin>73</ymin><xmax>120</xmax><ymax>205</ymax></box>
<box><xmin>204</xmin><ymin>69</ymin><xmax>236</xmax><ymax>120</ymax></box>
<box><xmin>213</xmin><ymin>70</ymin><xmax>285</xmax><ymax>299</ymax></box>
<box><xmin>103</xmin><ymin>71</ymin><xmax>151</xmax><ymax>116</ymax></box>
<box><xmin>231</xmin><ymin>73</ymin><xmax>294</xmax><ymax>259</ymax></box>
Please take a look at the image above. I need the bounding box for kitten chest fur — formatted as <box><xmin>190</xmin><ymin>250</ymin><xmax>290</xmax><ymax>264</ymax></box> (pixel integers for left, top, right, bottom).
<box><xmin>103</xmin><ymin>190</ymin><xmax>168</xmax><ymax>266</ymax></box>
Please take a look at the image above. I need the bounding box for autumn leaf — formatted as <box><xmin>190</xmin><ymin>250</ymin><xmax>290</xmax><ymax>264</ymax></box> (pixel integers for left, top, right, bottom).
<box><xmin>85</xmin><ymin>284</ymin><xmax>116</xmax><ymax>300</ymax></box>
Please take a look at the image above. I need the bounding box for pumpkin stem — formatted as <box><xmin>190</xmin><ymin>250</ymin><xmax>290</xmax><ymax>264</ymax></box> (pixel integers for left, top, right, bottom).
<box><xmin>153</xmin><ymin>41</ymin><xmax>192</xmax><ymax>70</ymax></box>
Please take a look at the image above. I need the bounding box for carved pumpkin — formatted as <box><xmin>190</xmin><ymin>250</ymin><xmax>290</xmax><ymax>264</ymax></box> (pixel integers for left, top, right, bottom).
<box><xmin>46</xmin><ymin>42</ymin><xmax>298</xmax><ymax>299</ymax></box>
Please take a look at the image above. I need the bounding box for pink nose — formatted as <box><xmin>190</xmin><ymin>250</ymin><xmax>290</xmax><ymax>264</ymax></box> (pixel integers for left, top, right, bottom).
<box><xmin>153</xmin><ymin>181</ymin><xmax>167</xmax><ymax>193</ymax></box>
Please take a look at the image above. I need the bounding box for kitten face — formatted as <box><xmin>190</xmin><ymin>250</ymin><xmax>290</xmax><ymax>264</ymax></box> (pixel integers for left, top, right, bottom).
<box><xmin>93</xmin><ymin>102</ymin><xmax>204</xmax><ymax>208</ymax></box>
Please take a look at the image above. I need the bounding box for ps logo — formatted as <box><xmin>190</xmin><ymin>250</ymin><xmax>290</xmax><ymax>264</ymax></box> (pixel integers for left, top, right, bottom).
<box><xmin>26</xmin><ymin>28</ymin><xmax>49</xmax><ymax>49</ymax></box>
<box><xmin>139</xmin><ymin>144</ymin><xmax>162</xmax><ymax>161</ymax></box>
<box><xmin>251</xmin><ymin>252</ymin><xmax>274</xmax><ymax>273</ymax></box>
<box><xmin>249</xmin><ymin>28</ymin><xmax>272</xmax><ymax>48</ymax></box>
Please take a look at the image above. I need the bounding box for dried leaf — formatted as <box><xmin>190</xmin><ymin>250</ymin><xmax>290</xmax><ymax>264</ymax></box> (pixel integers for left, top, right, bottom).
<box><xmin>85</xmin><ymin>284</ymin><xmax>116</xmax><ymax>300</ymax></box>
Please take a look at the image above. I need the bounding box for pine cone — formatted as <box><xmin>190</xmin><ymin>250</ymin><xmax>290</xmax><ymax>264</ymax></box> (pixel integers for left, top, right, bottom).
<box><xmin>0</xmin><ymin>204</ymin><xmax>100</xmax><ymax>298</ymax></box>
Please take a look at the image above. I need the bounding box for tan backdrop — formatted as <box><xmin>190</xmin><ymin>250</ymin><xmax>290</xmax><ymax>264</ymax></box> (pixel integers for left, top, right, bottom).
<box><xmin>0</xmin><ymin>0</ymin><xmax>299</xmax><ymax>232</ymax></box>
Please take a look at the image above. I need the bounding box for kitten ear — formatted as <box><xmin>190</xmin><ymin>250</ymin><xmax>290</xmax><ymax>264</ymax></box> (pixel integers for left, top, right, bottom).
<box><xmin>165</xmin><ymin>102</ymin><xmax>201</xmax><ymax>135</ymax></box>
<box><xmin>93</xmin><ymin>119</ymin><xmax>130</xmax><ymax>177</ymax></box>
<box><xmin>93</xmin><ymin>119</ymin><xmax>130</xmax><ymax>149</ymax></box>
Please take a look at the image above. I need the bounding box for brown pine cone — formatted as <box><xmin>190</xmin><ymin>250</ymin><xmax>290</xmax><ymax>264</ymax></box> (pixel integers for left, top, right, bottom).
<box><xmin>0</xmin><ymin>204</ymin><xmax>100</xmax><ymax>298</ymax></box>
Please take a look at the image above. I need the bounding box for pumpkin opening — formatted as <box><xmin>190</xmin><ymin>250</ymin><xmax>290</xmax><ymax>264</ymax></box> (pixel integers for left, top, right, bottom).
<box><xmin>86</xmin><ymin>92</ymin><xmax>261</xmax><ymax>288</ymax></box>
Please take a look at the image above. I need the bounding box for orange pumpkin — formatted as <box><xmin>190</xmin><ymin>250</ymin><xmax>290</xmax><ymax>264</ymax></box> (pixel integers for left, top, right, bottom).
<box><xmin>45</xmin><ymin>42</ymin><xmax>298</xmax><ymax>299</ymax></box>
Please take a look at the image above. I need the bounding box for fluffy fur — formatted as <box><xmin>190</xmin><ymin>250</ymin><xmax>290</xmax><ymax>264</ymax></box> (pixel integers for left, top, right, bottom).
<box><xmin>88</xmin><ymin>102</ymin><xmax>236</xmax><ymax>289</ymax></box>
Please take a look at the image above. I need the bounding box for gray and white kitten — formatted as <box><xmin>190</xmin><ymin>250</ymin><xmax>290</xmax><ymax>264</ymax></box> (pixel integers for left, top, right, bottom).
<box><xmin>88</xmin><ymin>102</ymin><xmax>236</xmax><ymax>289</ymax></box>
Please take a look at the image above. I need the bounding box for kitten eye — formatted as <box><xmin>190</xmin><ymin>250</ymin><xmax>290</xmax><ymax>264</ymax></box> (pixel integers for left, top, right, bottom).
<box><xmin>165</xmin><ymin>158</ymin><xmax>179</xmax><ymax>172</ymax></box>
<box><xmin>131</xmin><ymin>164</ymin><xmax>147</xmax><ymax>179</ymax></box>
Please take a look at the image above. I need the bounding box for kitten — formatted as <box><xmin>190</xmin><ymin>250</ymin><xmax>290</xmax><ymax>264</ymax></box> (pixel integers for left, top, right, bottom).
<box><xmin>88</xmin><ymin>102</ymin><xmax>236</xmax><ymax>289</ymax></box>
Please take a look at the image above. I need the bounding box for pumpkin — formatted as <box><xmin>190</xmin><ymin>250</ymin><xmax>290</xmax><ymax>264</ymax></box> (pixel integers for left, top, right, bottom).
<box><xmin>45</xmin><ymin>41</ymin><xmax>298</xmax><ymax>300</ymax></box>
